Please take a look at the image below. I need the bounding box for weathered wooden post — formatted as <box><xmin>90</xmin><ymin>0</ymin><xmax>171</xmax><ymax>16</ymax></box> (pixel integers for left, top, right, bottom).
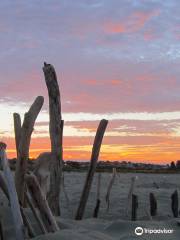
<box><xmin>0</xmin><ymin>143</ymin><xmax>25</xmax><ymax>240</ymax></box>
<box><xmin>25</xmin><ymin>174</ymin><xmax>59</xmax><ymax>232</ymax></box>
<box><xmin>105</xmin><ymin>168</ymin><xmax>116</xmax><ymax>212</ymax></box>
<box><xmin>93</xmin><ymin>173</ymin><xmax>101</xmax><ymax>218</ymax></box>
<box><xmin>75</xmin><ymin>119</ymin><xmax>108</xmax><ymax>220</ymax></box>
<box><xmin>149</xmin><ymin>192</ymin><xmax>157</xmax><ymax>217</ymax></box>
<box><xmin>61</xmin><ymin>173</ymin><xmax>71</xmax><ymax>212</ymax></box>
<box><xmin>20</xmin><ymin>207</ymin><xmax>36</xmax><ymax>238</ymax></box>
<box><xmin>126</xmin><ymin>176</ymin><xmax>137</xmax><ymax>217</ymax></box>
<box><xmin>43</xmin><ymin>62</ymin><xmax>63</xmax><ymax>216</ymax></box>
<box><xmin>15</xmin><ymin>96</ymin><xmax>44</xmax><ymax>205</ymax></box>
<box><xmin>13</xmin><ymin>113</ymin><xmax>21</xmax><ymax>154</ymax></box>
<box><xmin>131</xmin><ymin>194</ymin><xmax>138</xmax><ymax>221</ymax></box>
<box><xmin>25</xmin><ymin>191</ymin><xmax>48</xmax><ymax>234</ymax></box>
<box><xmin>0</xmin><ymin>171</ymin><xmax>9</xmax><ymax>200</ymax></box>
<box><xmin>171</xmin><ymin>190</ymin><xmax>179</xmax><ymax>218</ymax></box>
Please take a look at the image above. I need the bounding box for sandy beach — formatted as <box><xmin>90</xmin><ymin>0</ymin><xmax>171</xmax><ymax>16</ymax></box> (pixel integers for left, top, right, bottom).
<box><xmin>1</xmin><ymin>172</ymin><xmax>180</xmax><ymax>239</ymax></box>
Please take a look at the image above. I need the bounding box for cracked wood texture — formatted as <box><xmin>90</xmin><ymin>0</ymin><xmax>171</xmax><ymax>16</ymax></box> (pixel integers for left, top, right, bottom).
<box><xmin>43</xmin><ymin>62</ymin><xmax>63</xmax><ymax>216</ymax></box>
<box><xmin>15</xmin><ymin>96</ymin><xmax>44</xmax><ymax>205</ymax></box>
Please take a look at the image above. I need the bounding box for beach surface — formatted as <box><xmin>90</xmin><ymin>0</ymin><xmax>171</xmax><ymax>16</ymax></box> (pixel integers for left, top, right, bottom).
<box><xmin>1</xmin><ymin>172</ymin><xmax>180</xmax><ymax>239</ymax></box>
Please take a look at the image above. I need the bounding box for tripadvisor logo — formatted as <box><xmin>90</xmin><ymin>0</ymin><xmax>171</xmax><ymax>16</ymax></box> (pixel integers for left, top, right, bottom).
<box><xmin>135</xmin><ymin>227</ymin><xmax>143</xmax><ymax>236</ymax></box>
<box><xmin>135</xmin><ymin>227</ymin><xmax>174</xmax><ymax>236</ymax></box>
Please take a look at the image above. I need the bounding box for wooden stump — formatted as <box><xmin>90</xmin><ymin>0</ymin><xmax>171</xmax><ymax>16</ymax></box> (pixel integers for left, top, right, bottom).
<box><xmin>43</xmin><ymin>63</ymin><xmax>63</xmax><ymax>216</ymax></box>
<box><xmin>171</xmin><ymin>190</ymin><xmax>179</xmax><ymax>218</ymax></box>
<box><xmin>131</xmin><ymin>194</ymin><xmax>138</xmax><ymax>221</ymax></box>
<box><xmin>75</xmin><ymin>119</ymin><xmax>108</xmax><ymax>220</ymax></box>
<box><xmin>149</xmin><ymin>192</ymin><xmax>157</xmax><ymax>216</ymax></box>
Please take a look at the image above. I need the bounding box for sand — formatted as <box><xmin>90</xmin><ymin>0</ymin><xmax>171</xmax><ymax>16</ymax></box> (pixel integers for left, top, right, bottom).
<box><xmin>1</xmin><ymin>172</ymin><xmax>180</xmax><ymax>239</ymax></box>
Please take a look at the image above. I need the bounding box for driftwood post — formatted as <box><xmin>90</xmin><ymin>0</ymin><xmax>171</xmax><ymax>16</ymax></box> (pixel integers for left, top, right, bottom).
<box><xmin>20</xmin><ymin>207</ymin><xmax>36</xmax><ymax>238</ymax></box>
<box><xmin>25</xmin><ymin>174</ymin><xmax>59</xmax><ymax>232</ymax></box>
<box><xmin>0</xmin><ymin>171</ymin><xmax>9</xmax><ymax>200</ymax></box>
<box><xmin>125</xmin><ymin>176</ymin><xmax>137</xmax><ymax>217</ymax></box>
<box><xmin>105</xmin><ymin>168</ymin><xmax>116</xmax><ymax>212</ymax></box>
<box><xmin>25</xmin><ymin>191</ymin><xmax>48</xmax><ymax>234</ymax></box>
<box><xmin>75</xmin><ymin>119</ymin><xmax>108</xmax><ymax>220</ymax></box>
<box><xmin>0</xmin><ymin>144</ymin><xmax>25</xmax><ymax>240</ymax></box>
<box><xmin>61</xmin><ymin>173</ymin><xmax>71</xmax><ymax>213</ymax></box>
<box><xmin>43</xmin><ymin>62</ymin><xmax>63</xmax><ymax>216</ymax></box>
<box><xmin>13</xmin><ymin>113</ymin><xmax>21</xmax><ymax>154</ymax></box>
<box><xmin>171</xmin><ymin>190</ymin><xmax>179</xmax><ymax>218</ymax></box>
<box><xmin>149</xmin><ymin>192</ymin><xmax>157</xmax><ymax>216</ymax></box>
<box><xmin>93</xmin><ymin>173</ymin><xmax>101</xmax><ymax>218</ymax></box>
<box><xmin>15</xmin><ymin>96</ymin><xmax>44</xmax><ymax>205</ymax></box>
<box><xmin>131</xmin><ymin>194</ymin><xmax>138</xmax><ymax>221</ymax></box>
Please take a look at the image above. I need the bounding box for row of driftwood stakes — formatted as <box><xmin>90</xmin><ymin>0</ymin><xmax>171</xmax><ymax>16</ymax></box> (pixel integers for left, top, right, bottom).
<box><xmin>0</xmin><ymin>63</ymin><xmax>109</xmax><ymax>239</ymax></box>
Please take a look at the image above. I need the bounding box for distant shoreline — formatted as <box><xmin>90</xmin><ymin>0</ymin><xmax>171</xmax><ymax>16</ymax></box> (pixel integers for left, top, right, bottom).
<box><xmin>7</xmin><ymin>158</ymin><xmax>180</xmax><ymax>174</ymax></box>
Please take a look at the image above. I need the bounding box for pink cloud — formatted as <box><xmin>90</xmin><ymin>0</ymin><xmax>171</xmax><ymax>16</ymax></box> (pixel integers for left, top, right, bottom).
<box><xmin>103</xmin><ymin>9</ymin><xmax>160</xmax><ymax>34</ymax></box>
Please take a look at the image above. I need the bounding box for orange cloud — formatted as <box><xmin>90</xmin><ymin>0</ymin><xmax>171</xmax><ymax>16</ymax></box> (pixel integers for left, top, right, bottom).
<box><xmin>3</xmin><ymin>133</ymin><xmax>180</xmax><ymax>164</ymax></box>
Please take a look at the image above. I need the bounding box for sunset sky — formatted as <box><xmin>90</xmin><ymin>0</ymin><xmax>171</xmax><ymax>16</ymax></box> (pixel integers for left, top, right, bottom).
<box><xmin>0</xmin><ymin>0</ymin><xmax>180</xmax><ymax>163</ymax></box>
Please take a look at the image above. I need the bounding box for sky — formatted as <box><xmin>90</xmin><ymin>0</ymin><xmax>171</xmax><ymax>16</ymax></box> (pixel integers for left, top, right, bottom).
<box><xmin>0</xmin><ymin>0</ymin><xmax>180</xmax><ymax>163</ymax></box>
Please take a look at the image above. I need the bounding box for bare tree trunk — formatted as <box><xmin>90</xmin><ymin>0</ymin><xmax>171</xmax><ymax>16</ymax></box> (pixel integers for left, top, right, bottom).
<box><xmin>75</xmin><ymin>119</ymin><xmax>108</xmax><ymax>220</ymax></box>
<box><xmin>13</xmin><ymin>113</ymin><xmax>21</xmax><ymax>154</ymax></box>
<box><xmin>0</xmin><ymin>147</ymin><xmax>25</xmax><ymax>240</ymax></box>
<box><xmin>105</xmin><ymin>168</ymin><xmax>116</xmax><ymax>212</ymax></box>
<box><xmin>43</xmin><ymin>62</ymin><xmax>63</xmax><ymax>216</ymax></box>
<box><xmin>15</xmin><ymin>96</ymin><xmax>44</xmax><ymax>205</ymax></box>
<box><xmin>25</xmin><ymin>174</ymin><xmax>59</xmax><ymax>232</ymax></box>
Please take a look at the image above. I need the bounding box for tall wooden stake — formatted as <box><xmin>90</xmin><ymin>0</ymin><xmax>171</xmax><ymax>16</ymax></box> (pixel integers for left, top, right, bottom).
<box><xmin>13</xmin><ymin>113</ymin><xmax>21</xmax><ymax>154</ymax></box>
<box><xmin>15</xmin><ymin>96</ymin><xmax>44</xmax><ymax>205</ymax></box>
<box><xmin>75</xmin><ymin>119</ymin><xmax>108</xmax><ymax>220</ymax></box>
<box><xmin>43</xmin><ymin>62</ymin><xmax>63</xmax><ymax>216</ymax></box>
